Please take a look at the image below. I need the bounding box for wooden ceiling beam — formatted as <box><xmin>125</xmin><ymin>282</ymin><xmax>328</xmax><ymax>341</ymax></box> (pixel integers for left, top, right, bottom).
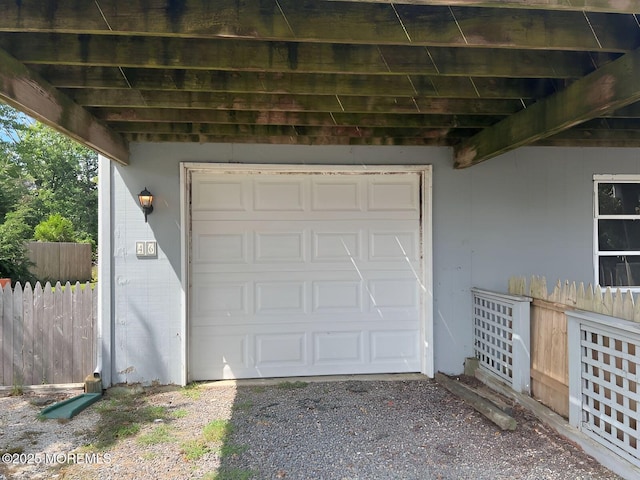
<box><xmin>109</xmin><ymin>120</ymin><xmax>476</xmax><ymax>138</ymax></box>
<box><xmin>93</xmin><ymin>107</ymin><xmax>503</xmax><ymax>128</ymax></box>
<box><xmin>0</xmin><ymin>1</ymin><xmax>635</xmax><ymax>51</ymax></box>
<box><xmin>123</xmin><ymin>132</ymin><xmax>452</xmax><ymax>146</ymax></box>
<box><xmin>38</xmin><ymin>66</ymin><xmax>562</xmax><ymax>99</ymax></box>
<box><xmin>0</xmin><ymin>47</ymin><xmax>129</xmax><ymax>165</ymax></box>
<box><xmin>69</xmin><ymin>88</ymin><xmax>526</xmax><ymax>115</ymax></box>
<box><xmin>454</xmin><ymin>47</ymin><xmax>640</xmax><ymax>168</ymax></box>
<box><xmin>0</xmin><ymin>33</ymin><xmax>615</xmax><ymax>78</ymax></box>
<box><xmin>327</xmin><ymin>0</ymin><xmax>640</xmax><ymax>14</ymax></box>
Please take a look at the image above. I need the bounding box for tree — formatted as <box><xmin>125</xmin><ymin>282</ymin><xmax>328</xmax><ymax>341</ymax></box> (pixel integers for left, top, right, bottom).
<box><xmin>0</xmin><ymin>103</ymin><xmax>98</xmax><ymax>282</ymax></box>
<box><xmin>0</xmin><ymin>104</ymin><xmax>28</xmax><ymax>222</ymax></box>
<box><xmin>0</xmin><ymin>204</ymin><xmax>34</xmax><ymax>281</ymax></box>
<box><xmin>17</xmin><ymin>122</ymin><xmax>98</xmax><ymax>242</ymax></box>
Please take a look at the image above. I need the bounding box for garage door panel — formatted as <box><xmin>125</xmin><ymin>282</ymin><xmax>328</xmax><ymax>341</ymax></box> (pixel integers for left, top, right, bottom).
<box><xmin>190</xmin><ymin>329</ymin><xmax>250</xmax><ymax>379</ymax></box>
<box><xmin>312</xmin><ymin>281</ymin><xmax>362</xmax><ymax>312</ymax></box>
<box><xmin>368</xmin><ymin>278</ymin><xmax>419</xmax><ymax>310</ymax></box>
<box><xmin>192</xmin><ymin>179</ymin><xmax>247</xmax><ymax>212</ymax></box>
<box><xmin>254</xmin><ymin>180</ymin><xmax>305</xmax><ymax>211</ymax></box>
<box><xmin>192</xmin><ymin>282</ymin><xmax>249</xmax><ymax>315</ymax></box>
<box><xmin>256</xmin><ymin>332</ymin><xmax>307</xmax><ymax>366</ymax></box>
<box><xmin>370</xmin><ymin>231</ymin><xmax>419</xmax><ymax>262</ymax></box>
<box><xmin>189</xmin><ymin>170</ymin><xmax>424</xmax><ymax>380</ymax></box>
<box><xmin>371</xmin><ymin>330</ymin><xmax>420</xmax><ymax>364</ymax></box>
<box><xmin>255</xmin><ymin>232</ymin><xmax>306</xmax><ymax>263</ymax></box>
<box><xmin>369</xmin><ymin>178</ymin><xmax>419</xmax><ymax>212</ymax></box>
<box><xmin>193</xmin><ymin>232</ymin><xmax>249</xmax><ymax>263</ymax></box>
<box><xmin>312</xmin><ymin>231</ymin><xmax>362</xmax><ymax>262</ymax></box>
<box><xmin>311</xmin><ymin>179</ymin><xmax>362</xmax><ymax>211</ymax></box>
<box><xmin>255</xmin><ymin>281</ymin><xmax>306</xmax><ymax>314</ymax></box>
<box><xmin>314</xmin><ymin>331</ymin><xmax>364</xmax><ymax>365</ymax></box>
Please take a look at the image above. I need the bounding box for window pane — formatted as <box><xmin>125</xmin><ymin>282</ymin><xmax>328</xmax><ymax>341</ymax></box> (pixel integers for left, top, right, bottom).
<box><xmin>598</xmin><ymin>183</ymin><xmax>640</xmax><ymax>215</ymax></box>
<box><xmin>598</xmin><ymin>219</ymin><xmax>640</xmax><ymax>250</ymax></box>
<box><xmin>599</xmin><ymin>255</ymin><xmax>640</xmax><ymax>287</ymax></box>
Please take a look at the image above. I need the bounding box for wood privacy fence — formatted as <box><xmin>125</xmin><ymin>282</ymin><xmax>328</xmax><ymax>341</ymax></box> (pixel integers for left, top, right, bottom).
<box><xmin>507</xmin><ymin>275</ymin><xmax>640</xmax><ymax>418</ymax></box>
<box><xmin>0</xmin><ymin>282</ymin><xmax>96</xmax><ymax>386</ymax></box>
<box><xmin>27</xmin><ymin>242</ymin><xmax>92</xmax><ymax>283</ymax></box>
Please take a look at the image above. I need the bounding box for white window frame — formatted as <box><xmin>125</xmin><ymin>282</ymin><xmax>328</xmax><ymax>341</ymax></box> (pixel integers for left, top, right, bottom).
<box><xmin>594</xmin><ymin>174</ymin><xmax>640</xmax><ymax>290</ymax></box>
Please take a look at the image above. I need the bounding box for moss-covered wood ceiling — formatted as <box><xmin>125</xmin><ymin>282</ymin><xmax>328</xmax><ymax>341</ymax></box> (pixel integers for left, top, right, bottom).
<box><xmin>0</xmin><ymin>0</ymin><xmax>639</xmax><ymax>167</ymax></box>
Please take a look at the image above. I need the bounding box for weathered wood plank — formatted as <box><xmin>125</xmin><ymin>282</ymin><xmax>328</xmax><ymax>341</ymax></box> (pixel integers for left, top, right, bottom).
<box><xmin>454</xmin><ymin>47</ymin><xmax>640</xmax><ymax>168</ymax></box>
<box><xmin>22</xmin><ymin>283</ymin><xmax>34</xmax><ymax>386</ymax></box>
<box><xmin>86</xmin><ymin>285</ymin><xmax>96</xmax><ymax>375</ymax></box>
<box><xmin>0</xmin><ymin>285</ymin><xmax>5</xmax><ymax>385</ymax></box>
<box><xmin>43</xmin><ymin>282</ymin><xmax>53</xmax><ymax>384</ymax></box>
<box><xmin>532</xmin><ymin>127</ymin><xmax>640</xmax><ymax>148</ymax></box>
<box><xmin>0</xmin><ymin>48</ymin><xmax>129</xmax><ymax>165</ymax></box>
<box><xmin>109</xmin><ymin>121</ymin><xmax>472</xmax><ymax>138</ymax></box>
<box><xmin>122</xmin><ymin>133</ymin><xmax>454</xmax><ymax>146</ymax></box>
<box><xmin>61</xmin><ymin>283</ymin><xmax>73</xmax><ymax>384</ymax></box>
<box><xmin>41</xmin><ymin>66</ymin><xmax>559</xmax><ymax>99</ymax></box>
<box><xmin>435</xmin><ymin>372</ymin><xmax>517</xmax><ymax>430</ymax></box>
<box><xmin>33</xmin><ymin>282</ymin><xmax>44</xmax><ymax>385</ymax></box>
<box><xmin>12</xmin><ymin>283</ymin><xmax>23</xmax><ymax>387</ymax></box>
<box><xmin>0</xmin><ymin>1</ymin><xmax>633</xmax><ymax>51</ymax></box>
<box><xmin>52</xmin><ymin>282</ymin><xmax>64</xmax><ymax>384</ymax></box>
<box><xmin>0</xmin><ymin>33</ymin><xmax>613</xmax><ymax>78</ymax></box>
<box><xmin>70</xmin><ymin>89</ymin><xmax>525</xmax><ymax>115</ymax></box>
<box><xmin>72</xmin><ymin>283</ymin><xmax>82</xmax><ymax>381</ymax></box>
<box><xmin>530</xmin><ymin>298</ymin><xmax>570</xmax><ymax>418</ymax></box>
<box><xmin>0</xmin><ymin>383</ymin><xmax>84</xmax><ymax>394</ymax></box>
<box><xmin>95</xmin><ymin>107</ymin><xmax>502</xmax><ymax>128</ymax></box>
<box><xmin>328</xmin><ymin>0</ymin><xmax>640</xmax><ymax>14</ymax></box>
<box><xmin>530</xmin><ymin>369</ymin><xmax>569</xmax><ymax>398</ymax></box>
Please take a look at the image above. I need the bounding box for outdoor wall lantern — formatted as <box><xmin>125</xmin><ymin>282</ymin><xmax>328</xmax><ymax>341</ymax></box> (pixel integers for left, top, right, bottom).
<box><xmin>138</xmin><ymin>187</ymin><xmax>154</xmax><ymax>222</ymax></box>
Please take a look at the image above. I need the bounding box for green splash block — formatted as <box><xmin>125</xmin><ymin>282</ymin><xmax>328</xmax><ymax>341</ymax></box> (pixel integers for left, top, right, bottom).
<box><xmin>40</xmin><ymin>393</ymin><xmax>102</xmax><ymax>419</ymax></box>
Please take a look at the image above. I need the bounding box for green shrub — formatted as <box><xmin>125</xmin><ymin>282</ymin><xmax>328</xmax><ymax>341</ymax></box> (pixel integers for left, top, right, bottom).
<box><xmin>34</xmin><ymin>214</ymin><xmax>76</xmax><ymax>242</ymax></box>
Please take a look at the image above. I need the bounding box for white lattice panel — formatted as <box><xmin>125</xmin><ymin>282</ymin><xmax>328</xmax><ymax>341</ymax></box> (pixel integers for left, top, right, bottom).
<box><xmin>578</xmin><ymin>323</ymin><xmax>640</xmax><ymax>465</ymax></box>
<box><xmin>472</xmin><ymin>289</ymin><xmax>531</xmax><ymax>393</ymax></box>
<box><xmin>473</xmin><ymin>295</ymin><xmax>513</xmax><ymax>383</ymax></box>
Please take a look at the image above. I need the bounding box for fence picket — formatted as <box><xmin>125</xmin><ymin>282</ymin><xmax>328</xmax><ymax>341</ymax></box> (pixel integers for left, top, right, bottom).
<box><xmin>61</xmin><ymin>282</ymin><xmax>73</xmax><ymax>384</ymax></box>
<box><xmin>509</xmin><ymin>275</ymin><xmax>640</xmax><ymax>323</ymax></box>
<box><xmin>0</xmin><ymin>286</ymin><xmax>4</xmax><ymax>385</ymax></box>
<box><xmin>43</xmin><ymin>283</ymin><xmax>53</xmax><ymax>383</ymax></box>
<box><xmin>0</xmin><ymin>281</ymin><xmax>97</xmax><ymax>386</ymax></box>
<box><xmin>623</xmin><ymin>291</ymin><xmax>635</xmax><ymax>321</ymax></box>
<box><xmin>3</xmin><ymin>284</ymin><xmax>13</xmax><ymax>386</ymax></box>
<box><xmin>12</xmin><ymin>283</ymin><xmax>23</xmax><ymax>387</ymax></box>
<box><xmin>33</xmin><ymin>282</ymin><xmax>44</xmax><ymax>384</ymax></box>
<box><xmin>603</xmin><ymin>288</ymin><xmax>614</xmax><ymax>317</ymax></box>
<box><xmin>22</xmin><ymin>283</ymin><xmax>34</xmax><ymax>386</ymax></box>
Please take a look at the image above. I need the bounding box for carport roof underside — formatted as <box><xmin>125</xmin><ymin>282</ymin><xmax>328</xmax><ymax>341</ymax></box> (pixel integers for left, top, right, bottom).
<box><xmin>1</xmin><ymin>1</ymin><xmax>640</xmax><ymax>168</ymax></box>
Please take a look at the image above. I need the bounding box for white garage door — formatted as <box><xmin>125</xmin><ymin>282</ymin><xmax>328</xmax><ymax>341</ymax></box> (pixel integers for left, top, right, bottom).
<box><xmin>189</xmin><ymin>169</ymin><xmax>425</xmax><ymax>380</ymax></box>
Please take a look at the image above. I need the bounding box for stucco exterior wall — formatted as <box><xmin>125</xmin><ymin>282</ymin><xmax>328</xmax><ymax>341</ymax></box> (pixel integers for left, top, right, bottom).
<box><xmin>101</xmin><ymin>144</ymin><xmax>640</xmax><ymax>385</ymax></box>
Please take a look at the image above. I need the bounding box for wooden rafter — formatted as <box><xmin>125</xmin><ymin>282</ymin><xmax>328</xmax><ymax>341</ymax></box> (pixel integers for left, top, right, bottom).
<box><xmin>0</xmin><ymin>1</ymin><xmax>635</xmax><ymax>51</ymax></box>
<box><xmin>0</xmin><ymin>33</ymin><xmax>616</xmax><ymax>78</ymax></box>
<box><xmin>454</xmin><ymin>47</ymin><xmax>640</xmax><ymax>168</ymax></box>
<box><xmin>0</xmin><ymin>48</ymin><xmax>129</xmax><ymax>165</ymax></box>
<box><xmin>327</xmin><ymin>0</ymin><xmax>640</xmax><ymax>14</ymax></box>
<box><xmin>36</xmin><ymin>67</ymin><xmax>560</xmax><ymax>99</ymax></box>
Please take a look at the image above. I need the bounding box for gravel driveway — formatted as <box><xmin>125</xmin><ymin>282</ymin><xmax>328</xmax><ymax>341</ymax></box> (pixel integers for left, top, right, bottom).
<box><xmin>0</xmin><ymin>376</ymin><xmax>623</xmax><ymax>479</ymax></box>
